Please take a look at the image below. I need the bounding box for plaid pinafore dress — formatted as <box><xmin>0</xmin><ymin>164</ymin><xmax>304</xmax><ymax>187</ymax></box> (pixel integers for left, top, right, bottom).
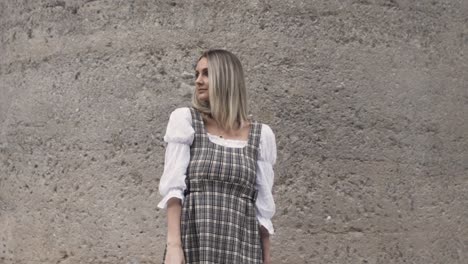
<box><xmin>181</xmin><ymin>106</ymin><xmax>263</xmax><ymax>263</ymax></box>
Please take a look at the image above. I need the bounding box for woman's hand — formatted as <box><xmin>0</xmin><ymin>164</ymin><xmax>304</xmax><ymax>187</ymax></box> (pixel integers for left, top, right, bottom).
<box><xmin>164</xmin><ymin>243</ymin><xmax>185</xmax><ymax>264</ymax></box>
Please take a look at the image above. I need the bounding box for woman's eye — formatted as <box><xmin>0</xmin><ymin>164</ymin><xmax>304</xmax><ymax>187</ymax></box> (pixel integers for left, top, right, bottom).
<box><xmin>194</xmin><ymin>71</ymin><xmax>207</xmax><ymax>79</ymax></box>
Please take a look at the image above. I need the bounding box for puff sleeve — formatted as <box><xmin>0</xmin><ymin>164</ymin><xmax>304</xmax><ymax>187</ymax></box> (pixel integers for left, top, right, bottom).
<box><xmin>157</xmin><ymin>107</ymin><xmax>194</xmax><ymax>209</ymax></box>
<box><xmin>255</xmin><ymin>124</ymin><xmax>277</xmax><ymax>235</ymax></box>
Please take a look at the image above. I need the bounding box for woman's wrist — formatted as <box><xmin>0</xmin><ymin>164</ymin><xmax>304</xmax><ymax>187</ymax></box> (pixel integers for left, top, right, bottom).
<box><xmin>166</xmin><ymin>232</ymin><xmax>182</xmax><ymax>247</ymax></box>
<box><xmin>166</xmin><ymin>240</ymin><xmax>182</xmax><ymax>247</ymax></box>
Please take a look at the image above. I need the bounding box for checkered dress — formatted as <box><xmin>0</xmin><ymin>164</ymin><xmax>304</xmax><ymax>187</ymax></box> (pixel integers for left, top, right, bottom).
<box><xmin>175</xmin><ymin>106</ymin><xmax>263</xmax><ymax>263</ymax></box>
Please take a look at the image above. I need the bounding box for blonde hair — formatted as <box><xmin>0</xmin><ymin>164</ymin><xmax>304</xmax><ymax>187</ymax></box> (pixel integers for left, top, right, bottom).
<box><xmin>191</xmin><ymin>49</ymin><xmax>250</xmax><ymax>131</ymax></box>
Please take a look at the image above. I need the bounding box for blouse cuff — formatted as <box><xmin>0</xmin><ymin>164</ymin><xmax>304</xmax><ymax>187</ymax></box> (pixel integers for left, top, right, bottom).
<box><xmin>157</xmin><ymin>188</ymin><xmax>185</xmax><ymax>209</ymax></box>
<box><xmin>257</xmin><ymin>216</ymin><xmax>275</xmax><ymax>235</ymax></box>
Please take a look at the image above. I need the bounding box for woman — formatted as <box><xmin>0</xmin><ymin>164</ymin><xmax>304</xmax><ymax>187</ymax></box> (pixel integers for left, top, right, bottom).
<box><xmin>158</xmin><ymin>49</ymin><xmax>277</xmax><ymax>264</ymax></box>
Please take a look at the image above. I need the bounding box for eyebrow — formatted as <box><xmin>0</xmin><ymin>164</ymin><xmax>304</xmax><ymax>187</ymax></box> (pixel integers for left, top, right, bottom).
<box><xmin>195</xmin><ymin>68</ymin><xmax>208</xmax><ymax>73</ymax></box>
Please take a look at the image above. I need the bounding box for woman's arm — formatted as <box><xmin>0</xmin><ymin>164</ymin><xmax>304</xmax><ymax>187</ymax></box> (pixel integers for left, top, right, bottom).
<box><xmin>158</xmin><ymin>107</ymin><xmax>194</xmax><ymax>210</ymax></box>
<box><xmin>159</xmin><ymin>108</ymin><xmax>194</xmax><ymax>263</ymax></box>
<box><xmin>166</xmin><ymin>197</ymin><xmax>182</xmax><ymax>245</ymax></box>
<box><xmin>256</xmin><ymin>124</ymin><xmax>277</xmax><ymax>264</ymax></box>
<box><xmin>260</xmin><ymin>225</ymin><xmax>271</xmax><ymax>264</ymax></box>
<box><xmin>165</xmin><ymin>197</ymin><xmax>185</xmax><ymax>264</ymax></box>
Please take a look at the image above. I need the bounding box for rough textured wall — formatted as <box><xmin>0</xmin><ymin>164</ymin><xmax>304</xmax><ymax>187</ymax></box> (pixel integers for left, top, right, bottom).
<box><xmin>0</xmin><ymin>0</ymin><xmax>467</xmax><ymax>263</ymax></box>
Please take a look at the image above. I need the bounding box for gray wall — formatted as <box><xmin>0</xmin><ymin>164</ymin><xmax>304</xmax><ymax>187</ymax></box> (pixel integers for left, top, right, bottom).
<box><xmin>1</xmin><ymin>0</ymin><xmax>467</xmax><ymax>263</ymax></box>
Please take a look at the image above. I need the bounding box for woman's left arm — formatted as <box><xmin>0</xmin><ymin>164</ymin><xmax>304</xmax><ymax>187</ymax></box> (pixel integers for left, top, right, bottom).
<box><xmin>260</xmin><ymin>225</ymin><xmax>272</xmax><ymax>264</ymax></box>
<box><xmin>255</xmin><ymin>124</ymin><xmax>277</xmax><ymax>264</ymax></box>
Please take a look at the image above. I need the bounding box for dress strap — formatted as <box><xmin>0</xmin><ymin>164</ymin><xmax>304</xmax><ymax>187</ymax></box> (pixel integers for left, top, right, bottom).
<box><xmin>189</xmin><ymin>106</ymin><xmax>209</xmax><ymax>148</ymax></box>
<box><xmin>246</xmin><ymin>121</ymin><xmax>262</xmax><ymax>159</ymax></box>
<box><xmin>189</xmin><ymin>106</ymin><xmax>202</xmax><ymax>135</ymax></box>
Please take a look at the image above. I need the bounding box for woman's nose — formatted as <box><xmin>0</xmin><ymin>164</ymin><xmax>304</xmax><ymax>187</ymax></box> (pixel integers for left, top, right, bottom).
<box><xmin>195</xmin><ymin>74</ymin><xmax>203</xmax><ymax>84</ymax></box>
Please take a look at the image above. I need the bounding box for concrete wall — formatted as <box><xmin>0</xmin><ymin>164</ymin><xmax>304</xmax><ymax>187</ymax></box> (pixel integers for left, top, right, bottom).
<box><xmin>0</xmin><ymin>0</ymin><xmax>466</xmax><ymax>263</ymax></box>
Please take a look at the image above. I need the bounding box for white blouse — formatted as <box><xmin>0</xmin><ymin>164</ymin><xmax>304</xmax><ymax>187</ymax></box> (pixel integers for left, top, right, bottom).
<box><xmin>158</xmin><ymin>107</ymin><xmax>277</xmax><ymax>235</ymax></box>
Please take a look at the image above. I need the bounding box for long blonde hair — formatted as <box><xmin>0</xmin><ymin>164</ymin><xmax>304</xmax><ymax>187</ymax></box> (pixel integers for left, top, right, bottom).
<box><xmin>191</xmin><ymin>49</ymin><xmax>250</xmax><ymax>131</ymax></box>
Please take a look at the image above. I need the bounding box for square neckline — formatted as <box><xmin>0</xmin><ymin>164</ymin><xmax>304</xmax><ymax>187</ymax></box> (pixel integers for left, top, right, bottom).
<box><xmin>207</xmin><ymin>132</ymin><xmax>248</xmax><ymax>144</ymax></box>
<box><xmin>195</xmin><ymin>109</ymin><xmax>254</xmax><ymax>150</ymax></box>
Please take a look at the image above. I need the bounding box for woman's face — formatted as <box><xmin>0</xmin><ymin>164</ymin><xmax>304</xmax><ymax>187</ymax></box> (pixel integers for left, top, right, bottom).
<box><xmin>195</xmin><ymin>57</ymin><xmax>209</xmax><ymax>102</ymax></box>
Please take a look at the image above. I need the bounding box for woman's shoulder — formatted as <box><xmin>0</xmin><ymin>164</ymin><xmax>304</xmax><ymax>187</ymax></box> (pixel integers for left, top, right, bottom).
<box><xmin>257</xmin><ymin>123</ymin><xmax>277</xmax><ymax>164</ymax></box>
<box><xmin>167</xmin><ymin>107</ymin><xmax>193</xmax><ymax>124</ymax></box>
<box><xmin>163</xmin><ymin>107</ymin><xmax>194</xmax><ymax>144</ymax></box>
<box><xmin>170</xmin><ymin>106</ymin><xmax>191</xmax><ymax>118</ymax></box>
<box><xmin>258</xmin><ymin>123</ymin><xmax>275</xmax><ymax>139</ymax></box>
<box><xmin>257</xmin><ymin>123</ymin><xmax>276</xmax><ymax>148</ymax></box>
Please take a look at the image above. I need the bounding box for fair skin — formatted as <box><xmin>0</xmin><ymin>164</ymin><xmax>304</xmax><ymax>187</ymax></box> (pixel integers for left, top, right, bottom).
<box><xmin>164</xmin><ymin>57</ymin><xmax>271</xmax><ymax>264</ymax></box>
